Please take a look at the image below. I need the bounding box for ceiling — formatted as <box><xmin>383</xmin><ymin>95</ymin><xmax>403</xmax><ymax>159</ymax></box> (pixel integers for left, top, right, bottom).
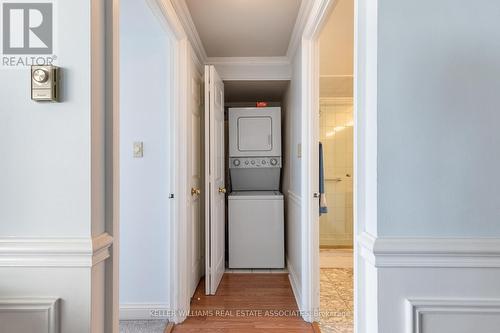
<box><xmin>319</xmin><ymin>0</ymin><xmax>354</xmax><ymax>97</ymax></box>
<box><xmin>185</xmin><ymin>0</ymin><xmax>301</xmax><ymax>57</ymax></box>
<box><xmin>224</xmin><ymin>81</ymin><xmax>289</xmax><ymax>103</ymax></box>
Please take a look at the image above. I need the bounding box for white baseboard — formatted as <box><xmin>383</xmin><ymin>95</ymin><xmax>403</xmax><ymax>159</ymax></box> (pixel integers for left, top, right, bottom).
<box><xmin>119</xmin><ymin>303</ymin><xmax>173</xmax><ymax>321</ymax></box>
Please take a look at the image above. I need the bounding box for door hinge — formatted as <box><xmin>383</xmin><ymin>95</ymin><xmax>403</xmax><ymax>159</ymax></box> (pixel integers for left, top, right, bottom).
<box><xmin>169</xmin><ymin>193</ymin><xmax>175</xmax><ymax>199</ymax></box>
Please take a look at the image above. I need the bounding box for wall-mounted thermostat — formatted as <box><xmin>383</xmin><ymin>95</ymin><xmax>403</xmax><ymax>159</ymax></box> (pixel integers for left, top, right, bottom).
<box><xmin>31</xmin><ymin>65</ymin><xmax>59</xmax><ymax>102</ymax></box>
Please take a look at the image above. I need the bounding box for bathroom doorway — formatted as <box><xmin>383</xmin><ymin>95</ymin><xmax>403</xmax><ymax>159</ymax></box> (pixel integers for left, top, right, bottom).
<box><xmin>317</xmin><ymin>0</ymin><xmax>354</xmax><ymax>331</ymax></box>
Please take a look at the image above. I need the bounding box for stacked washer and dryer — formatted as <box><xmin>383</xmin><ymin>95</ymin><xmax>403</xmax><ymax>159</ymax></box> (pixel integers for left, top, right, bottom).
<box><xmin>228</xmin><ymin>107</ymin><xmax>285</xmax><ymax>269</ymax></box>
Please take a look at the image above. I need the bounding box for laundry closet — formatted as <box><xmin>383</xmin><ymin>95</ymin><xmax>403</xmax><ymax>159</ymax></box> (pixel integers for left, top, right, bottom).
<box><xmin>198</xmin><ymin>69</ymin><xmax>292</xmax><ymax>295</ymax></box>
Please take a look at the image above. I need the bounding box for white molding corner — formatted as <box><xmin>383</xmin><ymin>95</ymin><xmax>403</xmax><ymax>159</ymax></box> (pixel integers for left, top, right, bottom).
<box><xmin>358</xmin><ymin>232</ymin><xmax>500</xmax><ymax>268</ymax></box>
<box><xmin>170</xmin><ymin>0</ymin><xmax>207</xmax><ymax>63</ymax></box>
<box><xmin>406</xmin><ymin>298</ymin><xmax>500</xmax><ymax>333</ymax></box>
<box><xmin>0</xmin><ymin>233</ymin><xmax>113</xmax><ymax>267</ymax></box>
<box><xmin>0</xmin><ymin>298</ymin><xmax>60</xmax><ymax>333</ymax></box>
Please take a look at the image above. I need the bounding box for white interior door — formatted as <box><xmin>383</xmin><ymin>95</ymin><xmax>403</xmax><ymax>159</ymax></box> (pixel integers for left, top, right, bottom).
<box><xmin>187</xmin><ymin>59</ymin><xmax>204</xmax><ymax>297</ymax></box>
<box><xmin>204</xmin><ymin>65</ymin><xmax>225</xmax><ymax>295</ymax></box>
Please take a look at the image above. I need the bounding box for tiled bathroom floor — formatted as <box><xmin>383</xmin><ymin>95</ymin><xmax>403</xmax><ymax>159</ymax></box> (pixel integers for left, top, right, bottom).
<box><xmin>319</xmin><ymin>249</ymin><xmax>353</xmax><ymax>333</ymax></box>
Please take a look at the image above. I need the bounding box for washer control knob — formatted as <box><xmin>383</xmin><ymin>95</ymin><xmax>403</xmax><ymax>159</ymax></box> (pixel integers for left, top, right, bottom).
<box><xmin>233</xmin><ymin>159</ymin><xmax>240</xmax><ymax>166</ymax></box>
<box><xmin>262</xmin><ymin>160</ymin><xmax>266</xmax><ymax>165</ymax></box>
<box><xmin>270</xmin><ymin>158</ymin><xmax>278</xmax><ymax>166</ymax></box>
<box><xmin>245</xmin><ymin>160</ymin><xmax>249</xmax><ymax>165</ymax></box>
<box><xmin>251</xmin><ymin>160</ymin><xmax>255</xmax><ymax>165</ymax></box>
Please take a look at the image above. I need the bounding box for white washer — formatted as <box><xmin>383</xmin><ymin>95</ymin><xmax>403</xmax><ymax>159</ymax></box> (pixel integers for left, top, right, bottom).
<box><xmin>228</xmin><ymin>191</ymin><xmax>284</xmax><ymax>268</ymax></box>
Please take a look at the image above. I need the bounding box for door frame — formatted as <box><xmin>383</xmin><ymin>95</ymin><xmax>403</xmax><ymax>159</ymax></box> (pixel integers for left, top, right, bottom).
<box><xmin>301</xmin><ymin>0</ymin><xmax>379</xmax><ymax>328</ymax></box>
<box><xmin>109</xmin><ymin>0</ymin><xmax>194</xmax><ymax>327</ymax></box>
<box><xmin>146</xmin><ymin>0</ymin><xmax>192</xmax><ymax>324</ymax></box>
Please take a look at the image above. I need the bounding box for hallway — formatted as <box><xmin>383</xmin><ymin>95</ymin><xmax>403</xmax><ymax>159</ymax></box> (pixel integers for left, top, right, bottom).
<box><xmin>172</xmin><ymin>274</ymin><xmax>315</xmax><ymax>333</ymax></box>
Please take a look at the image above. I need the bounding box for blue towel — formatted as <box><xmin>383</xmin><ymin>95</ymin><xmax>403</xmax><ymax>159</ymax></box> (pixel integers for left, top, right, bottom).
<box><xmin>319</xmin><ymin>142</ymin><xmax>328</xmax><ymax>215</ymax></box>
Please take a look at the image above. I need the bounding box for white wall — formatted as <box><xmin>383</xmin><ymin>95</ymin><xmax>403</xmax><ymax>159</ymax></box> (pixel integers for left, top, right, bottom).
<box><xmin>119</xmin><ymin>0</ymin><xmax>172</xmax><ymax>310</ymax></box>
<box><xmin>283</xmin><ymin>47</ymin><xmax>303</xmax><ymax>307</ymax></box>
<box><xmin>377</xmin><ymin>0</ymin><xmax>500</xmax><ymax>237</ymax></box>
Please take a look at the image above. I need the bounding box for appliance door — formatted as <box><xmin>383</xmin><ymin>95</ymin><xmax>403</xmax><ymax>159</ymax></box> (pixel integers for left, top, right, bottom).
<box><xmin>229</xmin><ymin>107</ymin><xmax>281</xmax><ymax>157</ymax></box>
<box><xmin>238</xmin><ymin>116</ymin><xmax>273</xmax><ymax>152</ymax></box>
<box><xmin>228</xmin><ymin>195</ymin><xmax>284</xmax><ymax>268</ymax></box>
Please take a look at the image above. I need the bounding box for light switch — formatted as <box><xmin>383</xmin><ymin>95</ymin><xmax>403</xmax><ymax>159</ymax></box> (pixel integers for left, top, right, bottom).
<box><xmin>133</xmin><ymin>142</ymin><xmax>143</xmax><ymax>158</ymax></box>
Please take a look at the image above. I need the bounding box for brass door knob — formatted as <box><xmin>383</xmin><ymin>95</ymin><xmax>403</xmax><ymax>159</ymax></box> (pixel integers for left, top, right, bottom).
<box><xmin>191</xmin><ymin>187</ymin><xmax>201</xmax><ymax>196</ymax></box>
<box><xmin>218</xmin><ymin>187</ymin><xmax>226</xmax><ymax>194</ymax></box>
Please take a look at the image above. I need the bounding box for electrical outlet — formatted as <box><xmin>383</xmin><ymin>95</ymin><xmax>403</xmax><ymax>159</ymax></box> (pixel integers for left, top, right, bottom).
<box><xmin>133</xmin><ymin>142</ymin><xmax>143</xmax><ymax>158</ymax></box>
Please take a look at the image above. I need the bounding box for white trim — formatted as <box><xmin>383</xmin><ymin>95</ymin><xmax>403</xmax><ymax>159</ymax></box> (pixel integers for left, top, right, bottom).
<box><xmin>119</xmin><ymin>303</ymin><xmax>172</xmax><ymax>321</ymax></box>
<box><xmin>302</xmin><ymin>0</ymin><xmax>380</xmax><ymax>331</ymax></box>
<box><xmin>170</xmin><ymin>0</ymin><xmax>207</xmax><ymax>63</ymax></box>
<box><xmin>105</xmin><ymin>0</ymin><xmax>120</xmax><ymax>332</ymax></box>
<box><xmin>359</xmin><ymin>232</ymin><xmax>500</xmax><ymax>268</ymax></box>
<box><xmin>206</xmin><ymin>56</ymin><xmax>292</xmax><ymax>80</ymax></box>
<box><xmin>406</xmin><ymin>299</ymin><xmax>500</xmax><ymax>333</ymax></box>
<box><xmin>301</xmin><ymin>0</ymin><xmax>340</xmax><ymax>324</ymax></box>
<box><xmin>0</xmin><ymin>233</ymin><xmax>113</xmax><ymax>267</ymax></box>
<box><xmin>0</xmin><ymin>298</ymin><xmax>60</xmax><ymax>333</ymax></box>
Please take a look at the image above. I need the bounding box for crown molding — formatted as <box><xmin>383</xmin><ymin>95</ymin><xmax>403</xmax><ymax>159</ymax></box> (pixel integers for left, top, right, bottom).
<box><xmin>0</xmin><ymin>233</ymin><xmax>113</xmax><ymax>267</ymax></box>
<box><xmin>170</xmin><ymin>0</ymin><xmax>207</xmax><ymax>63</ymax></box>
<box><xmin>168</xmin><ymin>0</ymin><xmax>317</xmax><ymax>66</ymax></box>
<box><xmin>286</xmin><ymin>0</ymin><xmax>315</xmax><ymax>60</ymax></box>
<box><xmin>206</xmin><ymin>56</ymin><xmax>291</xmax><ymax>80</ymax></box>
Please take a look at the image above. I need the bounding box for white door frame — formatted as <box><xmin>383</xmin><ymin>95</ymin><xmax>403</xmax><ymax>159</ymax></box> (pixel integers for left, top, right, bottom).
<box><xmin>301</xmin><ymin>0</ymin><xmax>378</xmax><ymax>329</ymax></box>
<box><xmin>110</xmin><ymin>0</ymin><xmax>193</xmax><ymax>326</ymax></box>
<box><xmin>147</xmin><ymin>0</ymin><xmax>193</xmax><ymax>323</ymax></box>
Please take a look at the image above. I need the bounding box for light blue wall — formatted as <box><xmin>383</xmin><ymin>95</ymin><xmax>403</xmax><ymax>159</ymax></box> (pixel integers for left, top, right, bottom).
<box><xmin>119</xmin><ymin>0</ymin><xmax>172</xmax><ymax>305</ymax></box>
<box><xmin>0</xmin><ymin>1</ymin><xmax>92</xmax><ymax>237</ymax></box>
<box><xmin>377</xmin><ymin>0</ymin><xmax>500</xmax><ymax>236</ymax></box>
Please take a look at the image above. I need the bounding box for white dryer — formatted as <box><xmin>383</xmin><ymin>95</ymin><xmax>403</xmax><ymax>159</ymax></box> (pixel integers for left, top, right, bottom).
<box><xmin>229</xmin><ymin>107</ymin><xmax>281</xmax><ymax>191</ymax></box>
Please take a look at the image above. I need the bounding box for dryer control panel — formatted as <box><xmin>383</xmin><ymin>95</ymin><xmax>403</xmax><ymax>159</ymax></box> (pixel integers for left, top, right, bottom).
<box><xmin>230</xmin><ymin>157</ymin><xmax>281</xmax><ymax>168</ymax></box>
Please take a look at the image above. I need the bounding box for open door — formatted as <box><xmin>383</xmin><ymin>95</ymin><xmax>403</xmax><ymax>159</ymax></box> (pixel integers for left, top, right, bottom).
<box><xmin>204</xmin><ymin>65</ymin><xmax>225</xmax><ymax>295</ymax></box>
